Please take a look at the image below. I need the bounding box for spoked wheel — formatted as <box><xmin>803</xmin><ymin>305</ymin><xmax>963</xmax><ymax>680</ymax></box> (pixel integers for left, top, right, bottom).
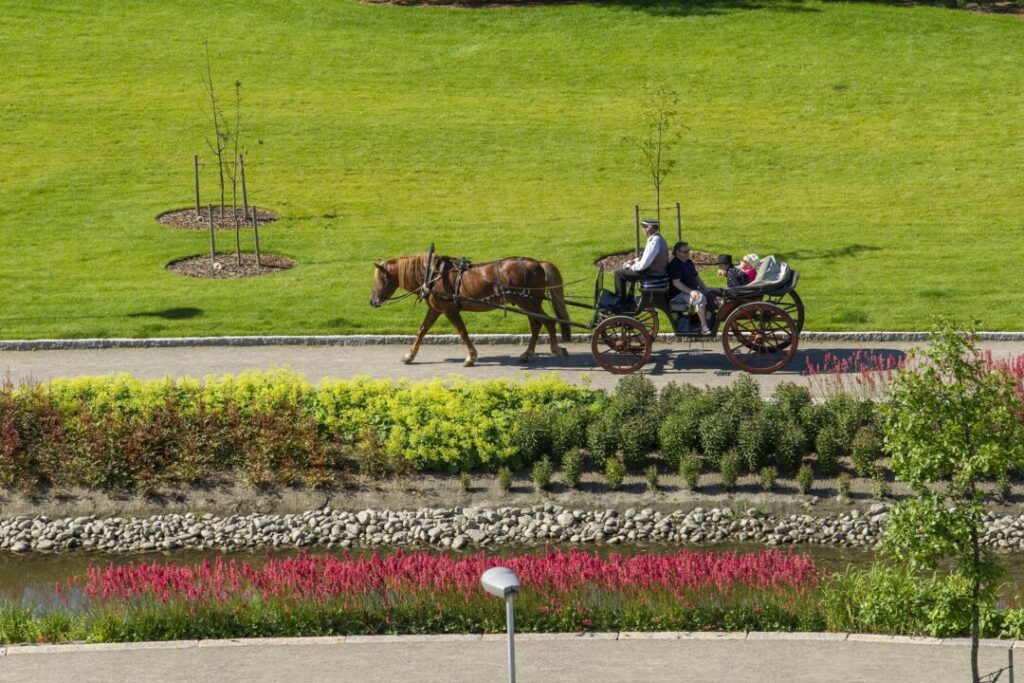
<box><xmin>591</xmin><ymin>315</ymin><xmax>652</xmax><ymax>374</ymax></box>
<box><xmin>633</xmin><ymin>307</ymin><xmax>659</xmax><ymax>338</ymax></box>
<box><xmin>594</xmin><ymin>305</ymin><xmax>659</xmax><ymax>339</ymax></box>
<box><xmin>721</xmin><ymin>302</ymin><xmax>798</xmax><ymax>374</ymax></box>
<box><xmin>764</xmin><ymin>290</ymin><xmax>804</xmax><ymax>333</ymax></box>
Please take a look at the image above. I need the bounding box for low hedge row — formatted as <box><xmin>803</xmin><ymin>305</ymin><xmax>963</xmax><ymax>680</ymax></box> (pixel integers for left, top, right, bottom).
<box><xmin>0</xmin><ymin>370</ymin><xmax>926</xmax><ymax>494</ymax></box>
<box><xmin>0</xmin><ymin>372</ymin><xmax>602</xmax><ymax>491</ymax></box>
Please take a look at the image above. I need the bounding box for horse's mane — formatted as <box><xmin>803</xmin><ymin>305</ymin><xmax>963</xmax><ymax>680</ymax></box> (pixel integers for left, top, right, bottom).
<box><xmin>392</xmin><ymin>253</ymin><xmax>454</xmax><ymax>291</ymax></box>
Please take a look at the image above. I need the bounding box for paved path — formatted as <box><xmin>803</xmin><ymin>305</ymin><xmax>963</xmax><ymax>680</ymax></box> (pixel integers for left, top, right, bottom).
<box><xmin>3</xmin><ymin>339</ymin><xmax>1023</xmax><ymax>392</ymax></box>
<box><xmin>1</xmin><ymin>633</ymin><xmax>1017</xmax><ymax>683</ymax></box>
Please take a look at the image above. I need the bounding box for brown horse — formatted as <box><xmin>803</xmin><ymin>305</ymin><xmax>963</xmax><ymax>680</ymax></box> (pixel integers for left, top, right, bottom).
<box><xmin>369</xmin><ymin>254</ymin><xmax>572</xmax><ymax>366</ymax></box>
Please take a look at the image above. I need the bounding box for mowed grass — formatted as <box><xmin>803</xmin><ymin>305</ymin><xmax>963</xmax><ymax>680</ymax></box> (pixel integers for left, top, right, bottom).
<box><xmin>1</xmin><ymin>0</ymin><xmax>1022</xmax><ymax>338</ymax></box>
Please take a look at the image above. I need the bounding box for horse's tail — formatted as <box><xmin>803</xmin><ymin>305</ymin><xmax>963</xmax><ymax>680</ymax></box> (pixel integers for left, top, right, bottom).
<box><xmin>541</xmin><ymin>261</ymin><xmax>572</xmax><ymax>342</ymax></box>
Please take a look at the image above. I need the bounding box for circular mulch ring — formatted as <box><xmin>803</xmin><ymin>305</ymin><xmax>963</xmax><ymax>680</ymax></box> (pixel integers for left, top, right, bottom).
<box><xmin>166</xmin><ymin>253</ymin><xmax>294</xmax><ymax>279</ymax></box>
<box><xmin>594</xmin><ymin>248</ymin><xmax>717</xmax><ymax>272</ymax></box>
<box><xmin>156</xmin><ymin>207</ymin><xmax>279</xmax><ymax>231</ymax></box>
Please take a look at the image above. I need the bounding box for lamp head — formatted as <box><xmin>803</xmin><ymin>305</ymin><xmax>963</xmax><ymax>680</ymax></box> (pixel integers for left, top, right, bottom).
<box><xmin>481</xmin><ymin>567</ymin><xmax>521</xmax><ymax>599</ymax></box>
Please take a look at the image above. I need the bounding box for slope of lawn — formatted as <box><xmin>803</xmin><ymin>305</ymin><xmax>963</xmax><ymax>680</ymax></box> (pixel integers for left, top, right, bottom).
<box><xmin>1</xmin><ymin>0</ymin><xmax>1022</xmax><ymax>338</ymax></box>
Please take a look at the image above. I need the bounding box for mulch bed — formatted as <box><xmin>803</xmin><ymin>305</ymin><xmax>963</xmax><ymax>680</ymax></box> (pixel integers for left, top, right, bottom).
<box><xmin>166</xmin><ymin>253</ymin><xmax>294</xmax><ymax>279</ymax></box>
<box><xmin>156</xmin><ymin>207</ymin><xmax>279</xmax><ymax>231</ymax></box>
<box><xmin>595</xmin><ymin>249</ymin><xmax>716</xmax><ymax>272</ymax></box>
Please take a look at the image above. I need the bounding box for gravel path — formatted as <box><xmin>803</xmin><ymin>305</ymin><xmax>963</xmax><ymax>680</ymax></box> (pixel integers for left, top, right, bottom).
<box><xmin>1</xmin><ymin>633</ymin><xmax>1017</xmax><ymax>683</ymax></box>
<box><xmin>3</xmin><ymin>338</ymin><xmax>1024</xmax><ymax>392</ymax></box>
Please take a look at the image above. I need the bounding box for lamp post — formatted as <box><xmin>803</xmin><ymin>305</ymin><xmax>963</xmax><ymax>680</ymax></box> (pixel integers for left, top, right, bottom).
<box><xmin>481</xmin><ymin>566</ymin><xmax>521</xmax><ymax>683</ymax></box>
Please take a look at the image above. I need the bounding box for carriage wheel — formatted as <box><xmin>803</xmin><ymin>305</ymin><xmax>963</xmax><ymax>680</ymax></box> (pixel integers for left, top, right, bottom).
<box><xmin>764</xmin><ymin>290</ymin><xmax>804</xmax><ymax>333</ymax></box>
<box><xmin>591</xmin><ymin>316</ymin><xmax>652</xmax><ymax>374</ymax></box>
<box><xmin>634</xmin><ymin>307</ymin><xmax>659</xmax><ymax>338</ymax></box>
<box><xmin>721</xmin><ymin>302</ymin><xmax>798</xmax><ymax>374</ymax></box>
<box><xmin>593</xmin><ymin>304</ymin><xmax>659</xmax><ymax>339</ymax></box>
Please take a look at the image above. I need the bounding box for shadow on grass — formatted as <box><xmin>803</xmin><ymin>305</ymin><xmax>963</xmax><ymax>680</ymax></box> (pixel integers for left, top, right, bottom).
<box><xmin>127</xmin><ymin>307</ymin><xmax>203</xmax><ymax>320</ymax></box>
<box><xmin>411</xmin><ymin>0</ymin><xmax>821</xmax><ymax>16</ymax></box>
<box><xmin>778</xmin><ymin>244</ymin><xmax>882</xmax><ymax>262</ymax></box>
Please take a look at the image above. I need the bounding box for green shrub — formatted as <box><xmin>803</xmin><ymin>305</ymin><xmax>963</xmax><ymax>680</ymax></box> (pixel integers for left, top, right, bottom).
<box><xmin>737</xmin><ymin>406</ymin><xmax>785</xmax><ymax>473</ymax></box>
<box><xmin>657</xmin><ymin>381</ymin><xmax>701</xmax><ymax>420</ymax></box>
<box><xmin>774</xmin><ymin>421</ymin><xmax>807</xmax><ymax>474</ymax></box>
<box><xmin>814</xmin><ymin>424</ymin><xmax>844</xmax><ymax>476</ymax></box>
<box><xmin>586</xmin><ymin>413</ymin><xmax>619</xmax><ymax>467</ymax></box>
<box><xmin>679</xmin><ymin>450</ymin><xmax>701</xmax><ymax>491</ymax></box>
<box><xmin>772</xmin><ymin>382</ymin><xmax>812</xmax><ymax>422</ymax></box>
<box><xmin>821</xmin><ymin>565</ymin><xmax>990</xmax><ymax>637</ymax></box>
<box><xmin>548</xmin><ymin>408</ymin><xmax>588</xmax><ymax>464</ymax></box>
<box><xmin>644</xmin><ymin>464</ymin><xmax>659</xmax><ymax>490</ymax></box>
<box><xmin>759</xmin><ymin>466</ymin><xmax>778</xmax><ymax>492</ymax></box>
<box><xmin>561</xmin><ymin>448</ymin><xmax>584</xmax><ymax>489</ymax></box>
<box><xmin>719</xmin><ymin>450</ymin><xmax>741</xmax><ymax>491</ymax></box>
<box><xmin>511</xmin><ymin>409</ymin><xmax>548</xmax><ymax>463</ymax></box>
<box><xmin>796</xmin><ymin>464</ymin><xmax>814</xmax><ymax>494</ymax></box>
<box><xmin>871</xmin><ymin>474</ymin><xmax>890</xmax><ymax>500</ymax></box>
<box><xmin>799</xmin><ymin>403</ymin><xmax>833</xmax><ymax>445</ymax></box>
<box><xmin>611</xmin><ymin>375</ymin><xmax>658</xmax><ymax>419</ymax></box>
<box><xmin>497</xmin><ymin>466</ymin><xmax>513</xmax><ymax>493</ymax></box>
<box><xmin>658</xmin><ymin>406</ymin><xmax>704</xmax><ymax>469</ymax></box>
<box><xmin>459</xmin><ymin>471</ymin><xmax>472</xmax><ymax>492</ymax></box>
<box><xmin>699</xmin><ymin>412</ymin><xmax>735</xmax><ymax>464</ymax></box>
<box><xmin>836</xmin><ymin>472</ymin><xmax>852</xmax><ymax>499</ymax></box>
<box><xmin>620</xmin><ymin>414</ymin><xmax>657</xmax><ymax>470</ymax></box>
<box><xmin>532</xmin><ymin>457</ymin><xmax>552</xmax><ymax>491</ymax></box>
<box><xmin>354</xmin><ymin>429</ymin><xmax>392</xmax><ymax>480</ymax></box>
<box><xmin>996</xmin><ymin>471</ymin><xmax>1012</xmax><ymax>503</ymax></box>
<box><xmin>604</xmin><ymin>456</ymin><xmax>626</xmax><ymax>490</ymax></box>
<box><xmin>850</xmin><ymin>426</ymin><xmax>882</xmax><ymax>479</ymax></box>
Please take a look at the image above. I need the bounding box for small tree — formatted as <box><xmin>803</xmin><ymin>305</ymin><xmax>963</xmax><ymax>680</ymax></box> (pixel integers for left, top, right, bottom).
<box><xmin>880</xmin><ymin>323</ymin><xmax>1024</xmax><ymax>683</ymax></box>
<box><xmin>201</xmin><ymin>42</ymin><xmax>228</xmax><ymax>221</ymax></box>
<box><xmin>633</xmin><ymin>84</ymin><xmax>681</xmax><ymax>221</ymax></box>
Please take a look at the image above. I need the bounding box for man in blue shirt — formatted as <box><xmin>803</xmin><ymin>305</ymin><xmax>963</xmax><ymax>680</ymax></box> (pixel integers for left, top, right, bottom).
<box><xmin>667</xmin><ymin>242</ymin><xmax>711</xmax><ymax>335</ymax></box>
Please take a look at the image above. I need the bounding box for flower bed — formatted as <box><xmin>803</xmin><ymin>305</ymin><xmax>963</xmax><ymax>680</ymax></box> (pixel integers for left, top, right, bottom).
<box><xmin>1</xmin><ymin>549</ymin><xmax>823</xmax><ymax>643</ymax></box>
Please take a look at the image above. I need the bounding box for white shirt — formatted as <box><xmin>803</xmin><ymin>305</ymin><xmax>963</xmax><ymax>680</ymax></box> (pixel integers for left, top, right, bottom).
<box><xmin>630</xmin><ymin>234</ymin><xmax>668</xmax><ymax>272</ymax></box>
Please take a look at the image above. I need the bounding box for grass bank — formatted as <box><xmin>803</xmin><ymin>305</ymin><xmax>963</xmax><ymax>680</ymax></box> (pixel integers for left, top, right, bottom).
<box><xmin>1</xmin><ymin>1</ymin><xmax>1023</xmax><ymax>338</ymax></box>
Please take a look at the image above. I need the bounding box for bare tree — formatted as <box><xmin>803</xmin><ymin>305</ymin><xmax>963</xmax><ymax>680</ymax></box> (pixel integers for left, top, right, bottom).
<box><xmin>201</xmin><ymin>42</ymin><xmax>229</xmax><ymax>221</ymax></box>
<box><xmin>228</xmin><ymin>80</ymin><xmax>243</xmax><ymax>265</ymax></box>
<box><xmin>634</xmin><ymin>84</ymin><xmax>681</xmax><ymax>221</ymax></box>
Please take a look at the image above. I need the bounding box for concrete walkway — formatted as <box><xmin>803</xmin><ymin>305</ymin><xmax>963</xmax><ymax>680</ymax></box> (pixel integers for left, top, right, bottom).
<box><xmin>1</xmin><ymin>632</ymin><xmax>1017</xmax><ymax>683</ymax></box>
<box><xmin>3</xmin><ymin>339</ymin><xmax>1023</xmax><ymax>393</ymax></box>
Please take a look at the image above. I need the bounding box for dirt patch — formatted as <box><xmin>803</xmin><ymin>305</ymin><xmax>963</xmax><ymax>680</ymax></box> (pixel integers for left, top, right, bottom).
<box><xmin>166</xmin><ymin>253</ymin><xmax>294</xmax><ymax>279</ymax></box>
<box><xmin>156</xmin><ymin>207</ymin><xmax>278</xmax><ymax>231</ymax></box>
<box><xmin>595</xmin><ymin>248</ymin><xmax>717</xmax><ymax>272</ymax></box>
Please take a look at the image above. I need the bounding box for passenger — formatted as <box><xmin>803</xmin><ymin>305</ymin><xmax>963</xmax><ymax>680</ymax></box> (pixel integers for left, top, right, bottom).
<box><xmin>705</xmin><ymin>254</ymin><xmax>748</xmax><ymax>309</ymax></box>
<box><xmin>667</xmin><ymin>242</ymin><xmax>711</xmax><ymax>335</ymax></box>
<box><xmin>740</xmin><ymin>254</ymin><xmax>761</xmax><ymax>283</ymax></box>
<box><xmin>718</xmin><ymin>253</ymin><xmax>750</xmax><ymax>288</ymax></box>
<box><xmin>613</xmin><ymin>218</ymin><xmax>669</xmax><ymax>305</ymax></box>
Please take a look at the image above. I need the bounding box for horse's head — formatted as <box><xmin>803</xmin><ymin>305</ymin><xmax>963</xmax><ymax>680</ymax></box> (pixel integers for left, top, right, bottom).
<box><xmin>369</xmin><ymin>261</ymin><xmax>398</xmax><ymax>308</ymax></box>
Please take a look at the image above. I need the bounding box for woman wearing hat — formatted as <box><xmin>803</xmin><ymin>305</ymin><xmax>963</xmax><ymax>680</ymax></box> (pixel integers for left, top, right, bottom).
<box><xmin>704</xmin><ymin>254</ymin><xmax>750</xmax><ymax>311</ymax></box>
<box><xmin>718</xmin><ymin>254</ymin><xmax>751</xmax><ymax>288</ymax></box>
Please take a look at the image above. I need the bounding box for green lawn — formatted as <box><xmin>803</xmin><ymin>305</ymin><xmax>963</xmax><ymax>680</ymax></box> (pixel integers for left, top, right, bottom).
<box><xmin>1</xmin><ymin>0</ymin><xmax>1022</xmax><ymax>338</ymax></box>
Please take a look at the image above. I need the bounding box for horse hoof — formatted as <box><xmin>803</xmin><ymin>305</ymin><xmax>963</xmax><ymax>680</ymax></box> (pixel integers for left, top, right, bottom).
<box><xmin>519</xmin><ymin>353</ymin><xmax>531</xmax><ymax>363</ymax></box>
<box><xmin>463</xmin><ymin>358</ymin><xmax>476</xmax><ymax>368</ymax></box>
<box><xmin>402</xmin><ymin>354</ymin><xmax>414</xmax><ymax>365</ymax></box>
<box><xmin>557</xmin><ymin>348</ymin><xmax>569</xmax><ymax>357</ymax></box>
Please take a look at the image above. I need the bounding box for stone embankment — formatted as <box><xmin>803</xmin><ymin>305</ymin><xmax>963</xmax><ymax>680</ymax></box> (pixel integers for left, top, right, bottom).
<box><xmin>2</xmin><ymin>504</ymin><xmax>1024</xmax><ymax>554</ymax></box>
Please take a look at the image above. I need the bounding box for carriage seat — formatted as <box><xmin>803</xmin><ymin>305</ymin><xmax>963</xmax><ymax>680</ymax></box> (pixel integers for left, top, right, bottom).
<box><xmin>725</xmin><ymin>266</ymin><xmax>799</xmax><ymax>300</ymax></box>
<box><xmin>639</xmin><ymin>276</ymin><xmax>671</xmax><ymax>293</ymax></box>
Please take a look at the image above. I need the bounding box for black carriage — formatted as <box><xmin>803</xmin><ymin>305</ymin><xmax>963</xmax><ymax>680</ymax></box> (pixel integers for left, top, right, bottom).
<box><xmin>587</xmin><ymin>264</ymin><xmax>803</xmax><ymax>375</ymax></box>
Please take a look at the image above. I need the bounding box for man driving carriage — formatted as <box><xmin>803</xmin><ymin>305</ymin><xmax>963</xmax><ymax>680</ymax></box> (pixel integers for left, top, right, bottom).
<box><xmin>613</xmin><ymin>218</ymin><xmax>669</xmax><ymax>304</ymax></box>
